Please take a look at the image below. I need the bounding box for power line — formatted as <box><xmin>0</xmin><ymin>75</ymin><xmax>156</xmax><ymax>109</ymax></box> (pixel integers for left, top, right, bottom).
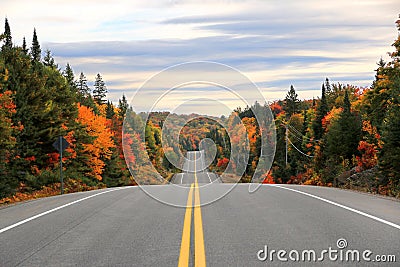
<box><xmin>287</xmin><ymin>123</ymin><xmax>320</xmax><ymax>143</ymax></box>
<box><xmin>287</xmin><ymin>137</ymin><xmax>314</xmax><ymax>158</ymax></box>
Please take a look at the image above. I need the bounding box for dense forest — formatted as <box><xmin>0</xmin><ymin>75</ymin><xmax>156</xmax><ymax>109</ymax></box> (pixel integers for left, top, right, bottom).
<box><xmin>1</xmin><ymin>17</ymin><xmax>400</xmax><ymax>203</ymax></box>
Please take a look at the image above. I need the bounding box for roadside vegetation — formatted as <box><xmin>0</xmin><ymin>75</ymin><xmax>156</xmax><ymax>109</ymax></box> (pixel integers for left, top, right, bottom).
<box><xmin>1</xmin><ymin>16</ymin><xmax>400</xmax><ymax>204</ymax></box>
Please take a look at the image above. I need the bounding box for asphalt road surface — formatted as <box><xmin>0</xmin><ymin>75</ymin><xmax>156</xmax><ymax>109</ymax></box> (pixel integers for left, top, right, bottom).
<box><xmin>1</xmin><ymin>151</ymin><xmax>399</xmax><ymax>266</ymax></box>
<box><xmin>171</xmin><ymin>151</ymin><xmax>220</xmax><ymax>185</ymax></box>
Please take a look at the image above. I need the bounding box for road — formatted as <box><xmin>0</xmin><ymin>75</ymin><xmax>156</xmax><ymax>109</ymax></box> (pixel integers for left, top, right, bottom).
<box><xmin>171</xmin><ymin>151</ymin><xmax>220</xmax><ymax>185</ymax></box>
<box><xmin>0</xmin><ymin>151</ymin><xmax>399</xmax><ymax>266</ymax></box>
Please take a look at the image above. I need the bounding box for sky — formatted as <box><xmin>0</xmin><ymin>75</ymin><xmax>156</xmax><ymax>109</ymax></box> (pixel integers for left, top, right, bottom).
<box><xmin>2</xmin><ymin>0</ymin><xmax>400</xmax><ymax>115</ymax></box>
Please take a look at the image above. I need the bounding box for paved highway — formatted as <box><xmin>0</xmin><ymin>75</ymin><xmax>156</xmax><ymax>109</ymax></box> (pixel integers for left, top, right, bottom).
<box><xmin>0</xmin><ymin>151</ymin><xmax>399</xmax><ymax>266</ymax></box>
<box><xmin>171</xmin><ymin>151</ymin><xmax>220</xmax><ymax>185</ymax></box>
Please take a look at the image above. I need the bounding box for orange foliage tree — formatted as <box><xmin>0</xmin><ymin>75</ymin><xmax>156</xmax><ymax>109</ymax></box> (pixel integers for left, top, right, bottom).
<box><xmin>77</xmin><ymin>104</ymin><xmax>115</xmax><ymax>180</ymax></box>
<box><xmin>356</xmin><ymin>120</ymin><xmax>381</xmax><ymax>171</ymax></box>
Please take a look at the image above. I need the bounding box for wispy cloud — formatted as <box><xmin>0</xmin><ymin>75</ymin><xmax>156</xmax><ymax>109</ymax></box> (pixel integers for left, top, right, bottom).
<box><xmin>2</xmin><ymin>0</ymin><xmax>400</xmax><ymax>114</ymax></box>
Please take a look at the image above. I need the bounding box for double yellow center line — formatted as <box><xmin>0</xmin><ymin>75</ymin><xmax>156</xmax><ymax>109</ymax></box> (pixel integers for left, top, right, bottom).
<box><xmin>178</xmin><ymin>153</ymin><xmax>206</xmax><ymax>267</ymax></box>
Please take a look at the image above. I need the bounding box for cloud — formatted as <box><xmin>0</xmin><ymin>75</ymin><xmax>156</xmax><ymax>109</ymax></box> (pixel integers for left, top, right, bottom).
<box><xmin>2</xmin><ymin>0</ymin><xmax>399</xmax><ymax>115</ymax></box>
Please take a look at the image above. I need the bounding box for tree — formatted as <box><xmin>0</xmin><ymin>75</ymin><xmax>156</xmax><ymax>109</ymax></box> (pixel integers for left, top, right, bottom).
<box><xmin>325</xmin><ymin>78</ymin><xmax>332</xmax><ymax>95</ymax></box>
<box><xmin>312</xmin><ymin>82</ymin><xmax>329</xmax><ymax>140</ymax></box>
<box><xmin>326</xmin><ymin>90</ymin><xmax>362</xmax><ymax>164</ymax></box>
<box><xmin>93</xmin><ymin>73</ymin><xmax>107</xmax><ymax>105</ymax></box>
<box><xmin>31</xmin><ymin>28</ymin><xmax>41</xmax><ymax>61</ymax></box>
<box><xmin>76</xmin><ymin>104</ymin><xmax>115</xmax><ymax>181</ymax></box>
<box><xmin>378</xmin><ymin>15</ymin><xmax>400</xmax><ymax>193</ymax></box>
<box><xmin>106</xmin><ymin>101</ymin><xmax>115</xmax><ymax>119</ymax></box>
<box><xmin>118</xmin><ymin>94</ymin><xmax>128</xmax><ymax>119</ymax></box>
<box><xmin>3</xmin><ymin>18</ymin><xmax>12</xmax><ymax>49</ymax></box>
<box><xmin>284</xmin><ymin>85</ymin><xmax>300</xmax><ymax>117</ymax></box>
<box><xmin>362</xmin><ymin>58</ymin><xmax>390</xmax><ymax>131</ymax></box>
<box><xmin>22</xmin><ymin>37</ymin><xmax>28</xmax><ymax>54</ymax></box>
<box><xmin>0</xmin><ymin>90</ymin><xmax>17</xmax><ymax>197</ymax></box>
<box><xmin>43</xmin><ymin>49</ymin><xmax>56</xmax><ymax>68</ymax></box>
<box><xmin>379</xmin><ymin>104</ymin><xmax>400</xmax><ymax>192</ymax></box>
<box><xmin>63</xmin><ymin>63</ymin><xmax>75</xmax><ymax>89</ymax></box>
<box><xmin>76</xmin><ymin>72</ymin><xmax>90</xmax><ymax>96</ymax></box>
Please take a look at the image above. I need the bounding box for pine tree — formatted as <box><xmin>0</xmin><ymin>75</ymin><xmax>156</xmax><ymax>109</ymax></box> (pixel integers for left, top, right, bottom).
<box><xmin>63</xmin><ymin>63</ymin><xmax>75</xmax><ymax>89</ymax></box>
<box><xmin>284</xmin><ymin>85</ymin><xmax>300</xmax><ymax>117</ymax></box>
<box><xmin>118</xmin><ymin>94</ymin><xmax>128</xmax><ymax>119</ymax></box>
<box><xmin>43</xmin><ymin>49</ymin><xmax>56</xmax><ymax>68</ymax></box>
<box><xmin>379</xmin><ymin>103</ymin><xmax>400</xmax><ymax>190</ymax></box>
<box><xmin>3</xmin><ymin>18</ymin><xmax>12</xmax><ymax>49</ymax></box>
<box><xmin>362</xmin><ymin>58</ymin><xmax>390</xmax><ymax>131</ymax></box>
<box><xmin>76</xmin><ymin>72</ymin><xmax>90</xmax><ymax>96</ymax></box>
<box><xmin>343</xmin><ymin>89</ymin><xmax>351</xmax><ymax>114</ymax></box>
<box><xmin>106</xmin><ymin>101</ymin><xmax>115</xmax><ymax>119</ymax></box>
<box><xmin>312</xmin><ymin>83</ymin><xmax>328</xmax><ymax>140</ymax></box>
<box><xmin>93</xmin><ymin>73</ymin><xmax>107</xmax><ymax>105</ymax></box>
<box><xmin>325</xmin><ymin>78</ymin><xmax>332</xmax><ymax>94</ymax></box>
<box><xmin>379</xmin><ymin>15</ymin><xmax>400</xmax><ymax>192</ymax></box>
<box><xmin>326</xmin><ymin>90</ymin><xmax>362</xmax><ymax>162</ymax></box>
<box><xmin>22</xmin><ymin>37</ymin><xmax>28</xmax><ymax>54</ymax></box>
<box><xmin>31</xmin><ymin>28</ymin><xmax>41</xmax><ymax>61</ymax></box>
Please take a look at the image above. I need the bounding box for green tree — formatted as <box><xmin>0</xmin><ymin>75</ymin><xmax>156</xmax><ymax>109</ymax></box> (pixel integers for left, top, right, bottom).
<box><xmin>93</xmin><ymin>73</ymin><xmax>107</xmax><ymax>105</ymax></box>
<box><xmin>312</xmin><ymin>82</ymin><xmax>328</xmax><ymax>140</ymax></box>
<box><xmin>326</xmin><ymin>90</ymin><xmax>362</xmax><ymax>165</ymax></box>
<box><xmin>22</xmin><ymin>37</ymin><xmax>28</xmax><ymax>54</ymax></box>
<box><xmin>362</xmin><ymin>58</ymin><xmax>390</xmax><ymax>131</ymax></box>
<box><xmin>379</xmin><ymin>103</ymin><xmax>400</xmax><ymax>193</ymax></box>
<box><xmin>2</xmin><ymin>46</ymin><xmax>78</xmax><ymax>189</ymax></box>
<box><xmin>63</xmin><ymin>63</ymin><xmax>75</xmax><ymax>89</ymax></box>
<box><xmin>31</xmin><ymin>28</ymin><xmax>41</xmax><ymax>62</ymax></box>
<box><xmin>378</xmin><ymin>15</ymin><xmax>400</xmax><ymax>194</ymax></box>
<box><xmin>77</xmin><ymin>72</ymin><xmax>90</xmax><ymax>96</ymax></box>
<box><xmin>284</xmin><ymin>85</ymin><xmax>300</xmax><ymax>117</ymax></box>
<box><xmin>75</xmin><ymin>71</ymin><xmax>98</xmax><ymax>111</ymax></box>
<box><xmin>3</xmin><ymin>18</ymin><xmax>12</xmax><ymax>49</ymax></box>
<box><xmin>43</xmin><ymin>49</ymin><xmax>56</xmax><ymax>68</ymax></box>
<box><xmin>118</xmin><ymin>94</ymin><xmax>128</xmax><ymax>119</ymax></box>
<box><xmin>106</xmin><ymin>101</ymin><xmax>115</xmax><ymax>119</ymax></box>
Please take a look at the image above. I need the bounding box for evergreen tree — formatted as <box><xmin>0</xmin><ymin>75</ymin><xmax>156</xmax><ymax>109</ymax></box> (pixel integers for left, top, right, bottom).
<box><xmin>106</xmin><ymin>101</ymin><xmax>115</xmax><ymax>119</ymax></box>
<box><xmin>362</xmin><ymin>58</ymin><xmax>390</xmax><ymax>131</ymax></box>
<box><xmin>43</xmin><ymin>49</ymin><xmax>56</xmax><ymax>68</ymax></box>
<box><xmin>284</xmin><ymin>85</ymin><xmax>300</xmax><ymax>117</ymax></box>
<box><xmin>76</xmin><ymin>72</ymin><xmax>90</xmax><ymax>96</ymax></box>
<box><xmin>324</xmin><ymin>78</ymin><xmax>331</xmax><ymax>94</ymax></box>
<box><xmin>118</xmin><ymin>94</ymin><xmax>128</xmax><ymax>119</ymax></box>
<box><xmin>312</xmin><ymin>83</ymin><xmax>328</xmax><ymax>140</ymax></box>
<box><xmin>75</xmin><ymin>72</ymin><xmax>98</xmax><ymax>111</ymax></box>
<box><xmin>3</xmin><ymin>18</ymin><xmax>12</xmax><ymax>49</ymax></box>
<box><xmin>22</xmin><ymin>37</ymin><xmax>28</xmax><ymax>54</ymax></box>
<box><xmin>31</xmin><ymin>28</ymin><xmax>41</xmax><ymax>61</ymax></box>
<box><xmin>379</xmin><ymin>103</ymin><xmax>400</xmax><ymax>191</ymax></box>
<box><xmin>379</xmin><ymin>15</ymin><xmax>400</xmax><ymax>192</ymax></box>
<box><xmin>93</xmin><ymin>73</ymin><xmax>107</xmax><ymax>105</ymax></box>
<box><xmin>326</xmin><ymin>90</ymin><xmax>362</xmax><ymax>162</ymax></box>
<box><xmin>63</xmin><ymin>63</ymin><xmax>75</xmax><ymax>89</ymax></box>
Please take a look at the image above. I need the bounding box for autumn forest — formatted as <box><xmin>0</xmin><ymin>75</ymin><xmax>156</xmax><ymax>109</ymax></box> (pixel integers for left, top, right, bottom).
<box><xmin>1</xmin><ymin>17</ymin><xmax>400</xmax><ymax>203</ymax></box>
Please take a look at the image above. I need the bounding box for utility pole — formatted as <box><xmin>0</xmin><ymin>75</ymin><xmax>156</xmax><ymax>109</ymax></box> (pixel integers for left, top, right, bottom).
<box><xmin>285</xmin><ymin>124</ymin><xmax>288</xmax><ymax>166</ymax></box>
<box><xmin>281</xmin><ymin>123</ymin><xmax>288</xmax><ymax>166</ymax></box>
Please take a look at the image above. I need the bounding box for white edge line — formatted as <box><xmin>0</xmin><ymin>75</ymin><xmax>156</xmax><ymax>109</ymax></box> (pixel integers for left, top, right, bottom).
<box><xmin>272</xmin><ymin>185</ymin><xmax>400</xmax><ymax>231</ymax></box>
<box><xmin>0</xmin><ymin>187</ymin><xmax>129</xmax><ymax>234</ymax></box>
